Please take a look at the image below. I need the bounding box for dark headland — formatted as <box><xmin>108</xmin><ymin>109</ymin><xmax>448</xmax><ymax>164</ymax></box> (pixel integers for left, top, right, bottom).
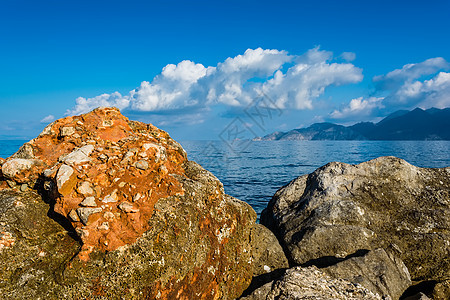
<box><xmin>255</xmin><ymin>107</ymin><xmax>450</xmax><ymax>141</ymax></box>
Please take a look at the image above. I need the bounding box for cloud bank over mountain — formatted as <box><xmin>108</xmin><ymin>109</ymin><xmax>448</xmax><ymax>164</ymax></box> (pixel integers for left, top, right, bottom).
<box><xmin>67</xmin><ymin>47</ymin><xmax>363</xmax><ymax>116</ymax></box>
<box><xmin>331</xmin><ymin>57</ymin><xmax>450</xmax><ymax>121</ymax></box>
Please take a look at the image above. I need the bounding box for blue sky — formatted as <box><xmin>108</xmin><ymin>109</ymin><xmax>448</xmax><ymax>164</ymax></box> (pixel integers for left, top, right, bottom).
<box><xmin>1</xmin><ymin>0</ymin><xmax>449</xmax><ymax>140</ymax></box>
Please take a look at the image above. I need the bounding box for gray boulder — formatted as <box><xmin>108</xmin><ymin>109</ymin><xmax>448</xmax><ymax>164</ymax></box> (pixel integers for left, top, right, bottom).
<box><xmin>261</xmin><ymin>156</ymin><xmax>450</xmax><ymax>284</ymax></box>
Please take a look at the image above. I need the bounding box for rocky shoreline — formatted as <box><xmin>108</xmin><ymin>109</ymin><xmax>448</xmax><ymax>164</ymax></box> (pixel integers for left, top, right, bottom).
<box><xmin>1</xmin><ymin>108</ymin><xmax>449</xmax><ymax>299</ymax></box>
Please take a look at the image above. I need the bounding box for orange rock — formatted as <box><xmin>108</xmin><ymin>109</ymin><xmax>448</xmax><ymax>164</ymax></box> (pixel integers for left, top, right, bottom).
<box><xmin>1</xmin><ymin>107</ymin><xmax>257</xmax><ymax>299</ymax></box>
<box><xmin>2</xmin><ymin>107</ymin><xmax>187</xmax><ymax>260</ymax></box>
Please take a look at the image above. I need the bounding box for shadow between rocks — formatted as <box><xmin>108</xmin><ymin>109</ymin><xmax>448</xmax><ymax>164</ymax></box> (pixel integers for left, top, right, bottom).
<box><xmin>240</xmin><ymin>268</ymin><xmax>288</xmax><ymax>298</ymax></box>
<box><xmin>301</xmin><ymin>249</ymin><xmax>370</xmax><ymax>269</ymax></box>
<box><xmin>399</xmin><ymin>280</ymin><xmax>437</xmax><ymax>299</ymax></box>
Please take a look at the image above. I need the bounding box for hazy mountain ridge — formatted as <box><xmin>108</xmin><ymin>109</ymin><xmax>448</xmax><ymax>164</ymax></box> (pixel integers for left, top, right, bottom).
<box><xmin>255</xmin><ymin>107</ymin><xmax>450</xmax><ymax>141</ymax></box>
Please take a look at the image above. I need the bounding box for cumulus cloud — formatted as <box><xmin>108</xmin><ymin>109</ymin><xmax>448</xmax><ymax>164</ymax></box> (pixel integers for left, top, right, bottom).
<box><xmin>40</xmin><ymin>114</ymin><xmax>55</xmax><ymax>123</ymax></box>
<box><xmin>66</xmin><ymin>47</ymin><xmax>363</xmax><ymax>116</ymax></box>
<box><xmin>330</xmin><ymin>97</ymin><xmax>384</xmax><ymax>120</ymax></box>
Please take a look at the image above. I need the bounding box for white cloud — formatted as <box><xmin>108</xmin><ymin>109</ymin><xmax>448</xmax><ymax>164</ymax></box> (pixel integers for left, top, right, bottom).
<box><xmin>331</xmin><ymin>57</ymin><xmax>450</xmax><ymax>122</ymax></box>
<box><xmin>340</xmin><ymin>52</ymin><xmax>356</xmax><ymax>62</ymax></box>
<box><xmin>372</xmin><ymin>57</ymin><xmax>450</xmax><ymax>110</ymax></box>
<box><xmin>330</xmin><ymin>97</ymin><xmax>384</xmax><ymax>120</ymax></box>
<box><xmin>69</xmin><ymin>92</ymin><xmax>130</xmax><ymax>116</ymax></box>
<box><xmin>40</xmin><ymin>114</ymin><xmax>55</xmax><ymax>123</ymax></box>
<box><xmin>66</xmin><ymin>47</ymin><xmax>363</xmax><ymax>116</ymax></box>
<box><xmin>374</xmin><ymin>57</ymin><xmax>450</xmax><ymax>90</ymax></box>
<box><xmin>262</xmin><ymin>59</ymin><xmax>363</xmax><ymax>110</ymax></box>
<box><xmin>395</xmin><ymin>71</ymin><xmax>450</xmax><ymax>108</ymax></box>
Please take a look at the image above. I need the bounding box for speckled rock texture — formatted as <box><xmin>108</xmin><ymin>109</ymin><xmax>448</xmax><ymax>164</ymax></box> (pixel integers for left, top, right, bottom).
<box><xmin>431</xmin><ymin>279</ymin><xmax>450</xmax><ymax>300</ymax></box>
<box><xmin>322</xmin><ymin>248</ymin><xmax>411</xmax><ymax>299</ymax></box>
<box><xmin>240</xmin><ymin>224</ymin><xmax>289</xmax><ymax>297</ymax></box>
<box><xmin>239</xmin><ymin>266</ymin><xmax>382</xmax><ymax>300</ymax></box>
<box><xmin>249</xmin><ymin>224</ymin><xmax>288</xmax><ymax>278</ymax></box>
<box><xmin>0</xmin><ymin>107</ymin><xmax>256</xmax><ymax>299</ymax></box>
<box><xmin>261</xmin><ymin>156</ymin><xmax>450</xmax><ymax>296</ymax></box>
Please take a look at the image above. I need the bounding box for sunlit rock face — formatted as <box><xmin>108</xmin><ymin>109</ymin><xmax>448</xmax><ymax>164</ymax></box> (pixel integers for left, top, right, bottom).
<box><xmin>0</xmin><ymin>107</ymin><xmax>256</xmax><ymax>299</ymax></box>
<box><xmin>261</xmin><ymin>156</ymin><xmax>450</xmax><ymax>288</ymax></box>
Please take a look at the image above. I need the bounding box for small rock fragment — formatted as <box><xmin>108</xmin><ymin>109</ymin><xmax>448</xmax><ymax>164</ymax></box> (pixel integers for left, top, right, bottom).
<box><xmin>135</xmin><ymin>160</ymin><xmax>149</xmax><ymax>170</ymax></box>
<box><xmin>403</xmin><ymin>292</ymin><xmax>431</xmax><ymax>300</ymax></box>
<box><xmin>59</xmin><ymin>126</ymin><xmax>75</xmax><ymax>137</ymax></box>
<box><xmin>102</xmin><ymin>190</ymin><xmax>119</xmax><ymax>203</ymax></box>
<box><xmin>80</xmin><ymin>197</ymin><xmax>97</xmax><ymax>207</ymax></box>
<box><xmin>76</xmin><ymin>207</ymin><xmax>102</xmax><ymax>225</ymax></box>
<box><xmin>133</xmin><ymin>193</ymin><xmax>142</xmax><ymax>202</ymax></box>
<box><xmin>43</xmin><ymin>167</ymin><xmax>58</xmax><ymax>178</ymax></box>
<box><xmin>62</xmin><ymin>145</ymin><xmax>94</xmax><ymax>165</ymax></box>
<box><xmin>103</xmin><ymin>211</ymin><xmax>115</xmax><ymax>220</ymax></box>
<box><xmin>103</xmin><ymin>120</ymin><xmax>113</xmax><ymax>127</ymax></box>
<box><xmin>2</xmin><ymin>158</ymin><xmax>41</xmax><ymax>180</ymax></box>
<box><xmin>69</xmin><ymin>209</ymin><xmax>80</xmax><ymax>222</ymax></box>
<box><xmin>56</xmin><ymin>164</ymin><xmax>75</xmax><ymax>192</ymax></box>
<box><xmin>118</xmin><ymin>201</ymin><xmax>139</xmax><ymax>213</ymax></box>
<box><xmin>20</xmin><ymin>184</ymin><xmax>28</xmax><ymax>192</ymax></box>
<box><xmin>0</xmin><ymin>231</ymin><xmax>15</xmax><ymax>252</ymax></box>
<box><xmin>75</xmin><ymin>228</ymin><xmax>89</xmax><ymax>240</ymax></box>
<box><xmin>77</xmin><ymin>181</ymin><xmax>94</xmax><ymax>195</ymax></box>
<box><xmin>6</xmin><ymin>180</ymin><xmax>16</xmax><ymax>188</ymax></box>
<box><xmin>121</xmin><ymin>151</ymin><xmax>134</xmax><ymax>164</ymax></box>
<box><xmin>98</xmin><ymin>222</ymin><xmax>109</xmax><ymax>230</ymax></box>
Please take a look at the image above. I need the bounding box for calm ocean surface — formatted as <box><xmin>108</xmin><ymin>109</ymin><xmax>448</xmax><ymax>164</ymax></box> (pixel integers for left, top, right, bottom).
<box><xmin>2</xmin><ymin>140</ymin><xmax>450</xmax><ymax>217</ymax></box>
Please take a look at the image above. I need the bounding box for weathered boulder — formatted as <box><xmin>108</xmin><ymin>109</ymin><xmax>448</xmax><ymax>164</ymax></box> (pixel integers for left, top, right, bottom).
<box><xmin>240</xmin><ymin>266</ymin><xmax>382</xmax><ymax>300</ymax></box>
<box><xmin>322</xmin><ymin>248</ymin><xmax>411</xmax><ymax>299</ymax></box>
<box><xmin>0</xmin><ymin>107</ymin><xmax>257</xmax><ymax>299</ymax></box>
<box><xmin>261</xmin><ymin>157</ymin><xmax>450</xmax><ymax>285</ymax></box>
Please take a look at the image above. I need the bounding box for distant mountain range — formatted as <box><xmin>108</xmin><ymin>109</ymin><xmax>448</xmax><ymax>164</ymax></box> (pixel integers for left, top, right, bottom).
<box><xmin>255</xmin><ymin>107</ymin><xmax>450</xmax><ymax>141</ymax></box>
